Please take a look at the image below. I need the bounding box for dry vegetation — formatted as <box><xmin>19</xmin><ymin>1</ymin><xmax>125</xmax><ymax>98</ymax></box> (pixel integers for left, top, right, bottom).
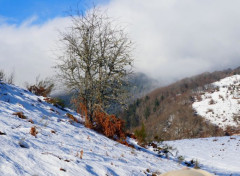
<box><xmin>0</xmin><ymin>70</ymin><xmax>14</xmax><ymax>84</ymax></box>
<box><xmin>26</xmin><ymin>77</ymin><xmax>54</xmax><ymax>97</ymax></box>
<box><xmin>30</xmin><ymin>126</ymin><xmax>38</xmax><ymax>137</ymax></box>
<box><xmin>12</xmin><ymin>112</ymin><xmax>27</xmax><ymax>119</ymax></box>
<box><xmin>66</xmin><ymin>113</ymin><xmax>79</xmax><ymax>123</ymax></box>
<box><xmin>93</xmin><ymin>106</ymin><xmax>125</xmax><ymax>139</ymax></box>
<box><xmin>74</xmin><ymin>100</ymin><xmax>131</xmax><ymax>147</ymax></box>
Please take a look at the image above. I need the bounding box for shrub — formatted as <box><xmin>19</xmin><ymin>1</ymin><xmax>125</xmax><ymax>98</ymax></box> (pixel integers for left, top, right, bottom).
<box><xmin>12</xmin><ymin>112</ymin><xmax>27</xmax><ymax>119</ymax></box>
<box><xmin>148</xmin><ymin>142</ymin><xmax>158</xmax><ymax>149</ymax></box>
<box><xmin>135</xmin><ymin>123</ymin><xmax>147</xmax><ymax>143</ymax></box>
<box><xmin>219</xmin><ymin>95</ymin><xmax>224</xmax><ymax>100</ymax></box>
<box><xmin>28</xmin><ymin>119</ymin><xmax>34</xmax><ymax>124</ymax></box>
<box><xmin>66</xmin><ymin>113</ymin><xmax>79</xmax><ymax>123</ymax></box>
<box><xmin>0</xmin><ymin>69</ymin><xmax>14</xmax><ymax>84</ymax></box>
<box><xmin>44</xmin><ymin>97</ymin><xmax>65</xmax><ymax>108</ymax></box>
<box><xmin>72</xmin><ymin>99</ymin><xmax>92</xmax><ymax>128</ymax></box>
<box><xmin>194</xmin><ymin>160</ymin><xmax>200</xmax><ymax>169</ymax></box>
<box><xmin>233</xmin><ymin>115</ymin><xmax>240</xmax><ymax>124</ymax></box>
<box><xmin>30</xmin><ymin>126</ymin><xmax>38</xmax><ymax>137</ymax></box>
<box><xmin>93</xmin><ymin>106</ymin><xmax>125</xmax><ymax>139</ymax></box>
<box><xmin>80</xmin><ymin>150</ymin><xmax>83</xmax><ymax>159</ymax></box>
<box><xmin>184</xmin><ymin>159</ymin><xmax>200</xmax><ymax>168</ymax></box>
<box><xmin>28</xmin><ymin>85</ymin><xmax>51</xmax><ymax>97</ymax></box>
<box><xmin>206</xmin><ymin>109</ymin><xmax>213</xmax><ymax>113</ymax></box>
<box><xmin>155</xmin><ymin>98</ymin><xmax>160</xmax><ymax>107</ymax></box>
<box><xmin>76</xmin><ymin>150</ymin><xmax>83</xmax><ymax>159</ymax></box>
<box><xmin>26</xmin><ymin>76</ymin><xmax>54</xmax><ymax>97</ymax></box>
<box><xmin>225</xmin><ymin>125</ymin><xmax>240</xmax><ymax>135</ymax></box>
<box><xmin>158</xmin><ymin>144</ymin><xmax>176</xmax><ymax>158</ymax></box>
<box><xmin>73</xmin><ymin>100</ymin><xmax>127</xmax><ymax>143</ymax></box>
<box><xmin>177</xmin><ymin>155</ymin><xmax>185</xmax><ymax>164</ymax></box>
<box><xmin>144</xmin><ymin>106</ymin><xmax>151</xmax><ymax>119</ymax></box>
<box><xmin>209</xmin><ymin>99</ymin><xmax>215</xmax><ymax>105</ymax></box>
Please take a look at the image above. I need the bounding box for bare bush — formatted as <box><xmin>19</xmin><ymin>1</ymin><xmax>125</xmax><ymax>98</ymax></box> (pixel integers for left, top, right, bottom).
<box><xmin>93</xmin><ymin>105</ymin><xmax>125</xmax><ymax>139</ymax></box>
<box><xmin>219</xmin><ymin>95</ymin><xmax>224</xmax><ymax>101</ymax></box>
<box><xmin>0</xmin><ymin>69</ymin><xmax>15</xmax><ymax>84</ymax></box>
<box><xmin>12</xmin><ymin>112</ymin><xmax>27</xmax><ymax>119</ymax></box>
<box><xmin>26</xmin><ymin>76</ymin><xmax>54</xmax><ymax>97</ymax></box>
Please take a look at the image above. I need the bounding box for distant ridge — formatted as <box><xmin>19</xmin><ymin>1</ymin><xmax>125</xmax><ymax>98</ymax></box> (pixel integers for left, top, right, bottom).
<box><xmin>120</xmin><ymin>66</ymin><xmax>240</xmax><ymax>141</ymax></box>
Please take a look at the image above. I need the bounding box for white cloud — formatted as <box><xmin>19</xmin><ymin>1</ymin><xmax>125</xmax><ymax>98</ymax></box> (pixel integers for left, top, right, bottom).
<box><xmin>102</xmin><ymin>0</ymin><xmax>240</xmax><ymax>83</ymax></box>
<box><xmin>0</xmin><ymin>17</ymin><xmax>70</xmax><ymax>86</ymax></box>
<box><xmin>1</xmin><ymin>0</ymin><xmax>240</xmax><ymax>87</ymax></box>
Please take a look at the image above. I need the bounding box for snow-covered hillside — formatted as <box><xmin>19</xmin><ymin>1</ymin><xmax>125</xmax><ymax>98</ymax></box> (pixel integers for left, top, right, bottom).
<box><xmin>163</xmin><ymin>136</ymin><xmax>240</xmax><ymax>176</ymax></box>
<box><xmin>1</xmin><ymin>80</ymin><xmax>240</xmax><ymax>176</ymax></box>
<box><xmin>193</xmin><ymin>75</ymin><xmax>240</xmax><ymax>129</ymax></box>
<box><xmin>0</xmin><ymin>81</ymin><xmax>182</xmax><ymax>175</ymax></box>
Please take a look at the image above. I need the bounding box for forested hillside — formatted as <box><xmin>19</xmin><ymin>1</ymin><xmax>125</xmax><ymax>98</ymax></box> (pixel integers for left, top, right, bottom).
<box><xmin>120</xmin><ymin>67</ymin><xmax>240</xmax><ymax>141</ymax></box>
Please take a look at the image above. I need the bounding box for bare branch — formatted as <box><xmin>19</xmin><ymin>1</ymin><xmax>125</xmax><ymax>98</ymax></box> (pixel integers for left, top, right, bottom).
<box><xmin>56</xmin><ymin>7</ymin><xmax>134</xmax><ymax>122</ymax></box>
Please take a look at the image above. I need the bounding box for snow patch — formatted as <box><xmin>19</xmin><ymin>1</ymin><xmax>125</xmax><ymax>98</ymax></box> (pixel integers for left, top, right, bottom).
<box><xmin>193</xmin><ymin>75</ymin><xmax>240</xmax><ymax>129</ymax></box>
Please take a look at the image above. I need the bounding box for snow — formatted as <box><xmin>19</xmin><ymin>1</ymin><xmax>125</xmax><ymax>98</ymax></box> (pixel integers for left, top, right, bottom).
<box><xmin>0</xmin><ymin>82</ymin><xmax>182</xmax><ymax>175</ymax></box>
<box><xmin>1</xmin><ymin>79</ymin><xmax>240</xmax><ymax>176</ymax></box>
<box><xmin>193</xmin><ymin>75</ymin><xmax>240</xmax><ymax>129</ymax></box>
<box><xmin>163</xmin><ymin>136</ymin><xmax>240</xmax><ymax>176</ymax></box>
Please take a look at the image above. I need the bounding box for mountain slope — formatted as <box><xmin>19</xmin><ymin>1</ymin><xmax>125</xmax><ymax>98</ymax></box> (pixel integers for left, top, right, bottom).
<box><xmin>120</xmin><ymin>67</ymin><xmax>240</xmax><ymax>141</ymax></box>
<box><xmin>0</xmin><ymin>81</ymin><xmax>181</xmax><ymax>175</ymax></box>
<box><xmin>193</xmin><ymin>75</ymin><xmax>240</xmax><ymax>130</ymax></box>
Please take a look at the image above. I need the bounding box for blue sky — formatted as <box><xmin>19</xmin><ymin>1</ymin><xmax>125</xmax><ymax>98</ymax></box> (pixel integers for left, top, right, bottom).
<box><xmin>0</xmin><ymin>0</ymin><xmax>109</xmax><ymax>25</ymax></box>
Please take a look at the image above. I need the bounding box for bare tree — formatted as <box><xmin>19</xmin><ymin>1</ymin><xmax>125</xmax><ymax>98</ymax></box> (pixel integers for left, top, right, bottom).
<box><xmin>56</xmin><ymin>7</ymin><xmax>133</xmax><ymax>123</ymax></box>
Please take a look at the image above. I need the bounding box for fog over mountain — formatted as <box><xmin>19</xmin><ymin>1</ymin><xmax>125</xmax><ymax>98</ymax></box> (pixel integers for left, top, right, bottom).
<box><xmin>103</xmin><ymin>0</ymin><xmax>240</xmax><ymax>83</ymax></box>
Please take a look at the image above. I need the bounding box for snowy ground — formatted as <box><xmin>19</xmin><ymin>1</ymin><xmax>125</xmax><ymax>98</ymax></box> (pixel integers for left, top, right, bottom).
<box><xmin>1</xmin><ymin>80</ymin><xmax>240</xmax><ymax>176</ymax></box>
<box><xmin>193</xmin><ymin>75</ymin><xmax>240</xmax><ymax>129</ymax></box>
<box><xmin>0</xmin><ymin>82</ymin><xmax>181</xmax><ymax>175</ymax></box>
<box><xmin>162</xmin><ymin>136</ymin><xmax>240</xmax><ymax>176</ymax></box>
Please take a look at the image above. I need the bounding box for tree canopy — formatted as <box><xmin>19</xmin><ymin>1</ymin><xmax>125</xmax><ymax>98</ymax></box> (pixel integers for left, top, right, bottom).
<box><xmin>56</xmin><ymin>7</ymin><xmax>133</xmax><ymax>122</ymax></box>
